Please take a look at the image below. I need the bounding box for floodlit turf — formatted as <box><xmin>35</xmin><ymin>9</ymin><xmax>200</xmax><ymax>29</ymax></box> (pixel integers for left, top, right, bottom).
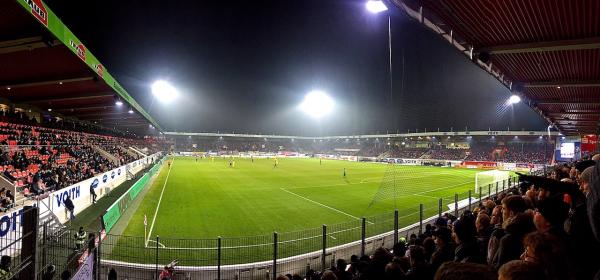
<box><xmin>122</xmin><ymin>157</ymin><xmax>484</xmax><ymax>239</ymax></box>
<box><xmin>107</xmin><ymin>156</ymin><xmax>508</xmax><ymax>265</ymax></box>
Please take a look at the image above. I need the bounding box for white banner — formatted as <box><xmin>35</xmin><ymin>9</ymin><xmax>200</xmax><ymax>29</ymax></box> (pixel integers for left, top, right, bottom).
<box><xmin>72</xmin><ymin>252</ymin><xmax>94</xmax><ymax>280</ymax></box>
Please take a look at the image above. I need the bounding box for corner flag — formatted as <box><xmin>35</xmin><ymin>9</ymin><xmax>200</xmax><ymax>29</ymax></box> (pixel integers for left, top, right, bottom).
<box><xmin>144</xmin><ymin>214</ymin><xmax>147</xmax><ymax>226</ymax></box>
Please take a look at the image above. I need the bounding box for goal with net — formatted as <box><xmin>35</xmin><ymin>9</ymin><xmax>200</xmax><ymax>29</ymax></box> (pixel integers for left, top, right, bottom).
<box><xmin>475</xmin><ymin>169</ymin><xmax>510</xmax><ymax>196</ymax></box>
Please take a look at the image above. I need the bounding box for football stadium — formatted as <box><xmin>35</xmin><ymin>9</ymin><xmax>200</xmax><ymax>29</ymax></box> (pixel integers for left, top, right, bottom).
<box><xmin>1</xmin><ymin>0</ymin><xmax>599</xmax><ymax>280</ymax></box>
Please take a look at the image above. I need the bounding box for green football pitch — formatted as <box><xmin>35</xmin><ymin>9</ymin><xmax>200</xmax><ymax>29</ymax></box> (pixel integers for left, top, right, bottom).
<box><xmin>104</xmin><ymin>156</ymin><xmax>506</xmax><ymax>265</ymax></box>
<box><xmin>120</xmin><ymin>156</ymin><xmax>484</xmax><ymax>239</ymax></box>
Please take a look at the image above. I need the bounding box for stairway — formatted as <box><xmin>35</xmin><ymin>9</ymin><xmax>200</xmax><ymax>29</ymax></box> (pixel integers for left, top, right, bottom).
<box><xmin>91</xmin><ymin>145</ymin><xmax>120</xmax><ymax>166</ymax></box>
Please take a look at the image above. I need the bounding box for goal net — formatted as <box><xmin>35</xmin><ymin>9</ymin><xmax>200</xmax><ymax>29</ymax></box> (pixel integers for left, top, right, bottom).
<box><xmin>475</xmin><ymin>170</ymin><xmax>510</xmax><ymax>196</ymax></box>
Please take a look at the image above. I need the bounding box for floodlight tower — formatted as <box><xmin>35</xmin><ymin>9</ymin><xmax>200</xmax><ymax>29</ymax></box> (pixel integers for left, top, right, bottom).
<box><xmin>366</xmin><ymin>0</ymin><xmax>396</xmax><ymax>128</ymax></box>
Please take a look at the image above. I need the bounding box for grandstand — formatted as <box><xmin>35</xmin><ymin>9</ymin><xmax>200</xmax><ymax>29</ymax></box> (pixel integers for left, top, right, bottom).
<box><xmin>0</xmin><ymin>0</ymin><xmax>599</xmax><ymax>280</ymax></box>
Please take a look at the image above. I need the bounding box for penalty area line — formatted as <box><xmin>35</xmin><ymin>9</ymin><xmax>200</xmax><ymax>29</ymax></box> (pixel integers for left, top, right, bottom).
<box><xmin>146</xmin><ymin>159</ymin><xmax>174</xmax><ymax>246</ymax></box>
<box><xmin>280</xmin><ymin>188</ymin><xmax>374</xmax><ymax>224</ymax></box>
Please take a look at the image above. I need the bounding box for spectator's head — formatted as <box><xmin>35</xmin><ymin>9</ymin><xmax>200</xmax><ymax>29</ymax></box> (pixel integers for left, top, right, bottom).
<box><xmin>392</xmin><ymin>241</ymin><xmax>407</xmax><ymax>257</ymax></box>
<box><xmin>335</xmin><ymin>259</ymin><xmax>347</xmax><ymax>271</ymax></box>
<box><xmin>276</xmin><ymin>275</ymin><xmax>289</xmax><ymax>280</ymax></box>
<box><xmin>501</xmin><ymin>195</ymin><xmax>528</xmax><ymax>227</ymax></box>
<box><xmin>491</xmin><ymin>205</ymin><xmax>503</xmax><ymax>225</ymax></box>
<box><xmin>422</xmin><ymin>237</ymin><xmax>435</xmax><ymax>255</ymax></box>
<box><xmin>498</xmin><ymin>260</ymin><xmax>544</xmax><ymax>280</ymax></box>
<box><xmin>408</xmin><ymin>245</ymin><xmax>426</xmax><ymax>267</ymax></box>
<box><xmin>521</xmin><ymin>232</ymin><xmax>568</xmax><ymax>279</ymax></box>
<box><xmin>432</xmin><ymin>227</ymin><xmax>452</xmax><ymax>248</ymax></box>
<box><xmin>533</xmin><ymin>196</ymin><xmax>569</xmax><ymax>233</ymax></box>
<box><xmin>452</xmin><ymin>214</ymin><xmax>476</xmax><ymax>244</ymax></box>
<box><xmin>435</xmin><ymin>217</ymin><xmax>448</xmax><ymax>228</ymax></box>
<box><xmin>475</xmin><ymin>213</ymin><xmax>490</xmax><ymax>233</ymax></box>
<box><xmin>372</xmin><ymin>247</ymin><xmax>393</xmax><ymax>264</ymax></box>
<box><xmin>579</xmin><ymin>166</ymin><xmax>594</xmax><ymax>195</ymax></box>
<box><xmin>434</xmin><ymin>262</ymin><xmax>497</xmax><ymax>280</ymax></box>
<box><xmin>320</xmin><ymin>270</ymin><xmax>337</xmax><ymax>280</ymax></box>
<box><xmin>385</xmin><ymin>260</ymin><xmax>405</xmax><ymax>279</ymax></box>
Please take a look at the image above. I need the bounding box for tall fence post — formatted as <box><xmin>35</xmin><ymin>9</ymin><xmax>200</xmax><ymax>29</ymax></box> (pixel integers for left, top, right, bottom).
<box><xmin>419</xmin><ymin>204</ymin><xmax>423</xmax><ymax>235</ymax></box>
<box><xmin>454</xmin><ymin>194</ymin><xmax>458</xmax><ymax>217</ymax></box>
<box><xmin>495</xmin><ymin>182</ymin><xmax>499</xmax><ymax>195</ymax></box>
<box><xmin>155</xmin><ymin>235</ymin><xmax>159</xmax><ymax>280</ymax></box>
<box><xmin>438</xmin><ymin>198</ymin><xmax>442</xmax><ymax>218</ymax></box>
<box><xmin>503</xmin><ymin>179</ymin><xmax>506</xmax><ymax>192</ymax></box>
<box><xmin>361</xmin><ymin>218</ymin><xmax>366</xmax><ymax>257</ymax></box>
<box><xmin>488</xmin><ymin>184</ymin><xmax>491</xmax><ymax>198</ymax></box>
<box><xmin>468</xmin><ymin>190</ymin><xmax>472</xmax><ymax>211</ymax></box>
<box><xmin>273</xmin><ymin>232</ymin><xmax>278</xmax><ymax>280</ymax></box>
<box><xmin>322</xmin><ymin>225</ymin><xmax>327</xmax><ymax>271</ymax></box>
<box><xmin>218</xmin><ymin>237</ymin><xmax>222</xmax><ymax>280</ymax></box>
<box><xmin>393</xmin><ymin>209</ymin><xmax>399</xmax><ymax>244</ymax></box>
<box><xmin>19</xmin><ymin>206</ymin><xmax>38</xmax><ymax>280</ymax></box>
<box><xmin>478</xmin><ymin>187</ymin><xmax>482</xmax><ymax>201</ymax></box>
<box><xmin>97</xmin><ymin>230</ymin><xmax>102</xmax><ymax>280</ymax></box>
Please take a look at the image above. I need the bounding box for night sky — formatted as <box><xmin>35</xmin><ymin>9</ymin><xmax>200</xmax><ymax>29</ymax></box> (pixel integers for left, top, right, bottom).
<box><xmin>45</xmin><ymin>0</ymin><xmax>548</xmax><ymax>136</ymax></box>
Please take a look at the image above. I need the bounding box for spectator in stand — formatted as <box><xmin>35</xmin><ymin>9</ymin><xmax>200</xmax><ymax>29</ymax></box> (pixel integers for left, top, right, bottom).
<box><xmin>520</xmin><ymin>232</ymin><xmax>571</xmax><ymax>280</ymax></box>
<box><xmin>475</xmin><ymin>213</ymin><xmax>493</xmax><ymax>259</ymax></box>
<box><xmin>452</xmin><ymin>212</ymin><xmax>483</xmax><ymax>263</ymax></box>
<box><xmin>333</xmin><ymin>259</ymin><xmax>351</xmax><ymax>280</ymax></box>
<box><xmin>431</xmin><ymin>227</ymin><xmax>454</xmax><ymax>272</ymax></box>
<box><xmin>405</xmin><ymin>245</ymin><xmax>433</xmax><ymax>280</ymax></box>
<box><xmin>491</xmin><ymin>211</ymin><xmax>535</xmax><ymax>270</ymax></box>
<box><xmin>533</xmin><ymin>196</ymin><xmax>569</xmax><ymax>239</ymax></box>
<box><xmin>434</xmin><ymin>262</ymin><xmax>496</xmax><ymax>280</ymax></box>
<box><xmin>498</xmin><ymin>260</ymin><xmax>544</xmax><ymax>280</ymax></box>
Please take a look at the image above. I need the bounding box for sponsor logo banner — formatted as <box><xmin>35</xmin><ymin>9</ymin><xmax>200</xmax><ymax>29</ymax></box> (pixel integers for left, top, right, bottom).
<box><xmin>24</xmin><ymin>0</ymin><xmax>48</xmax><ymax>26</ymax></box>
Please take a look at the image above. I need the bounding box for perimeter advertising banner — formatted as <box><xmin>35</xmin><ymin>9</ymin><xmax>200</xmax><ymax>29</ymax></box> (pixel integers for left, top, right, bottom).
<box><xmin>581</xmin><ymin>135</ymin><xmax>598</xmax><ymax>155</ymax></box>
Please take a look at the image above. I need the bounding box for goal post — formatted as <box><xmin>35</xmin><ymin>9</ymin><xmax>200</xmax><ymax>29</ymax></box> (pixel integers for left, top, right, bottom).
<box><xmin>475</xmin><ymin>170</ymin><xmax>510</xmax><ymax>196</ymax></box>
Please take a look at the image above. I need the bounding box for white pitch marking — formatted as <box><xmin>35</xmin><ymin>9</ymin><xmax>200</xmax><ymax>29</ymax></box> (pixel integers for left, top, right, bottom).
<box><xmin>146</xmin><ymin>159</ymin><xmax>174</xmax><ymax>246</ymax></box>
<box><xmin>280</xmin><ymin>188</ymin><xmax>363</xmax><ymax>221</ymax></box>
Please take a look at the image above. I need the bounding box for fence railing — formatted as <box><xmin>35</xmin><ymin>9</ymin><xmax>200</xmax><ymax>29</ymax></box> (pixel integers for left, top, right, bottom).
<box><xmin>93</xmin><ymin>175</ymin><xmax>520</xmax><ymax>280</ymax></box>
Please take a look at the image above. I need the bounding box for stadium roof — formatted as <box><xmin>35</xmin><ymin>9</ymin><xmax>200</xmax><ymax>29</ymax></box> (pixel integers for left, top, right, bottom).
<box><xmin>0</xmin><ymin>0</ymin><xmax>161</xmax><ymax>133</ymax></box>
<box><xmin>392</xmin><ymin>0</ymin><xmax>600</xmax><ymax>136</ymax></box>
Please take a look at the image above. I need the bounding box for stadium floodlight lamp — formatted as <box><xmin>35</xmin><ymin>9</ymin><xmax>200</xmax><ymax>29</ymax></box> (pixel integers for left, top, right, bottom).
<box><xmin>508</xmin><ymin>95</ymin><xmax>521</xmax><ymax>104</ymax></box>
<box><xmin>299</xmin><ymin>90</ymin><xmax>334</xmax><ymax>118</ymax></box>
<box><xmin>151</xmin><ymin>80</ymin><xmax>178</xmax><ymax>103</ymax></box>
<box><xmin>115</xmin><ymin>99</ymin><xmax>123</xmax><ymax>106</ymax></box>
<box><xmin>366</xmin><ymin>0</ymin><xmax>388</xmax><ymax>13</ymax></box>
<box><xmin>128</xmin><ymin>108</ymin><xmax>134</xmax><ymax>114</ymax></box>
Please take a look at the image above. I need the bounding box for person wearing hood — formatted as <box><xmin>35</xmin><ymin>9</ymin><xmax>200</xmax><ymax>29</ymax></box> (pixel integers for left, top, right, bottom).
<box><xmin>491</xmin><ymin>213</ymin><xmax>535</xmax><ymax>271</ymax></box>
